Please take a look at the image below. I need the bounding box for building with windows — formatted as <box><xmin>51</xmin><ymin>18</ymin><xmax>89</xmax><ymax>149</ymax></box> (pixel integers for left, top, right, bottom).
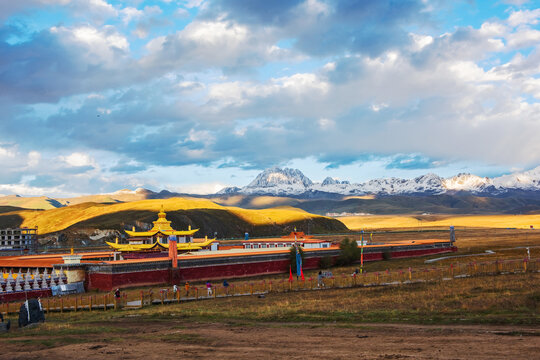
<box><xmin>241</xmin><ymin>232</ymin><xmax>332</xmax><ymax>250</ymax></box>
<box><xmin>0</xmin><ymin>227</ymin><xmax>37</xmax><ymax>252</ymax></box>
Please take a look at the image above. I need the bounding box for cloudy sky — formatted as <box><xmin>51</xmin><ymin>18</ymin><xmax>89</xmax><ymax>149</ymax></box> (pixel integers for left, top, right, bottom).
<box><xmin>1</xmin><ymin>0</ymin><xmax>540</xmax><ymax>197</ymax></box>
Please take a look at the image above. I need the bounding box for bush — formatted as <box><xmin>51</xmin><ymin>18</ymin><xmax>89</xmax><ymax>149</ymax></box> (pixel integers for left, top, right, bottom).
<box><xmin>338</xmin><ymin>238</ymin><xmax>361</xmax><ymax>266</ymax></box>
<box><xmin>319</xmin><ymin>255</ymin><xmax>333</xmax><ymax>269</ymax></box>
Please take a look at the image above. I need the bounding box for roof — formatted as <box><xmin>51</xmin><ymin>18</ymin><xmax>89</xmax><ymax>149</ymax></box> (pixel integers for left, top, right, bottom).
<box><xmin>124</xmin><ymin>206</ymin><xmax>199</xmax><ymax>237</ymax></box>
<box><xmin>242</xmin><ymin>238</ymin><xmax>329</xmax><ymax>244</ymax></box>
<box><xmin>0</xmin><ymin>251</ymin><xmax>114</xmax><ymax>268</ymax></box>
<box><xmin>125</xmin><ymin>229</ymin><xmax>199</xmax><ymax>237</ymax></box>
<box><xmin>106</xmin><ymin>237</ymin><xmax>215</xmax><ymax>252</ymax></box>
<box><xmin>281</xmin><ymin>231</ymin><xmax>313</xmax><ymax>239</ymax></box>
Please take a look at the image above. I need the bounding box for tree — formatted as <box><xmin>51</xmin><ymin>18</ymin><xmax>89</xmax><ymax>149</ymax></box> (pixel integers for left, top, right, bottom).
<box><xmin>338</xmin><ymin>238</ymin><xmax>360</xmax><ymax>265</ymax></box>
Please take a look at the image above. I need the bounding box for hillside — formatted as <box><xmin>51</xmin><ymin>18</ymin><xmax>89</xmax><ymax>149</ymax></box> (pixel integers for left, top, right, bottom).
<box><xmin>339</xmin><ymin>214</ymin><xmax>540</xmax><ymax>230</ymax></box>
<box><xmin>0</xmin><ymin>198</ymin><xmax>347</xmax><ymax>239</ymax></box>
<box><xmin>294</xmin><ymin>194</ymin><xmax>540</xmax><ymax>215</ymax></box>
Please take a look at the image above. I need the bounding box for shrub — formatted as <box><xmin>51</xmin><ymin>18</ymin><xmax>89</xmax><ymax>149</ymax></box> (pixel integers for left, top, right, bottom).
<box><xmin>338</xmin><ymin>238</ymin><xmax>361</xmax><ymax>266</ymax></box>
<box><xmin>319</xmin><ymin>255</ymin><xmax>333</xmax><ymax>269</ymax></box>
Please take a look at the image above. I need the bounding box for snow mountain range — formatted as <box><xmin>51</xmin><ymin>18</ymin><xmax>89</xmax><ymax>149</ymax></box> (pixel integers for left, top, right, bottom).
<box><xmin>218</xmin><ymin>166</ymin><xmax>540</xmax><ymax>197</ymax></box>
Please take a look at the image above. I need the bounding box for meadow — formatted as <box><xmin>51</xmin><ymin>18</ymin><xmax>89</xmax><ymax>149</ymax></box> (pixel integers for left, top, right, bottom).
<box><xmin>338</xmin><ymin>213</ymin><xmax>540</xmax><ymax>230</ymax></box>
<box><xmin>0</xmin><ymin>227</ymin><xmax>538</xmax><ymax>359</ymax></box>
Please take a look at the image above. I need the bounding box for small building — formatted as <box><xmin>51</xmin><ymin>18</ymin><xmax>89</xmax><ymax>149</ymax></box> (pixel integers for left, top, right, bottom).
<box><xmin>242</xmin><ymin>232</ymin><xmax>332</xmax><ymax>250</ymax></box>
<box><xmin>0</xmin><ymin>227</ymin><xmax>37</xmax><ymax>253</ymax></box>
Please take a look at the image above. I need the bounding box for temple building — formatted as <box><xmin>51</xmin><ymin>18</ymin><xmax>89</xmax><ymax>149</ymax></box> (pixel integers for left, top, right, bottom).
<box><xmin>241</xmin><ymin>232</ymin><xmax>332</xmax><ymax>249</ymax></box>
<box><xmin>106</xmin><ymin>206</ymin><xmax>215</xmax><ymax>253</ymax></box>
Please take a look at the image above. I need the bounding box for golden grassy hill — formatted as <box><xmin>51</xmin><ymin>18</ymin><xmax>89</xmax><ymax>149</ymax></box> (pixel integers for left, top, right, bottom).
<box><xmin>338</xmin><ymin>214</ymin><xmax>540</xmax><ymax>230</ymax></box>
<box><xmin>0</xmin><ymin>196</ymin><xmax>64</xmax><ymax>210</ymax></box>
<box><xmin>0</xmin><ymin>197</ymin><xmax>345</xmax><ymax>235</ymax></box>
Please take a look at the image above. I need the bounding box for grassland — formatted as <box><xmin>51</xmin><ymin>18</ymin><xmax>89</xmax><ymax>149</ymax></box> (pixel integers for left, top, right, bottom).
<box><xmin>0</xmin><ymin>227</ymin><xmax>539</xmax><ymax>358</ymax></box>
<box><xmin>338</xmin><ymin>213</ymin><xmax>540</xmax><ymax>230</ymax></box>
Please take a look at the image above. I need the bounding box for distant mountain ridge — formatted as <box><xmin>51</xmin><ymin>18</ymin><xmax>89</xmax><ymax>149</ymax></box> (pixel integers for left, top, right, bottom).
<box><xmin>218</xmin><ymin>166</ymin><xmax>540</xmax><ymax>197</ymax></box>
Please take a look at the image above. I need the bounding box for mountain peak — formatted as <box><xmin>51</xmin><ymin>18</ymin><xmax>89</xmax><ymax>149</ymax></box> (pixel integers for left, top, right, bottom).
<box><xmin>247</xmin><ymin>167</ymin><xmax>313</xmax><ymax>188</ymax></box>
<box><xmin>216</xmin><ymin>165</ymin><xmax>540</xmax><ymax>197</ymax></box>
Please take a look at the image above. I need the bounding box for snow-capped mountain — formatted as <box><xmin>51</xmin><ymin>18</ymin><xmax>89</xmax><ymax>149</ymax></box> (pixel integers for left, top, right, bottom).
<box><xmin>218</xmin><ymin>166</ymin><xmax>540</xmax><ymax>197</ymax></box>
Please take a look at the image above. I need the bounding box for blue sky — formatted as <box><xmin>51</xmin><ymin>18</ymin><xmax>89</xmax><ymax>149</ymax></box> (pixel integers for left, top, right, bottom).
<box><xmin>1</xmin><ymin>0</ymin><xmax>540</xmax><ymax>196</ymax></box>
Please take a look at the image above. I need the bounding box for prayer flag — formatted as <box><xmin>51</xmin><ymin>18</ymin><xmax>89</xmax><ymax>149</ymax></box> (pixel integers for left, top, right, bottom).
<box><xmin>289</xmin><ymin>266</ymin><xmax>293</xmax><ymax>282</ymax></box>
<box><xmin>296</xmin><ymin>246</ymin><xmax>302</xmax><ymax>277</ymax></box>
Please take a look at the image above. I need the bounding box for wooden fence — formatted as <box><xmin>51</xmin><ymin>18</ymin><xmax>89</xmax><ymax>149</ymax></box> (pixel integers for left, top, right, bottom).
<box><xmin>1</xmin><ymin>258</ymin><xmax>537</xmax><ymax>316</ymax></box>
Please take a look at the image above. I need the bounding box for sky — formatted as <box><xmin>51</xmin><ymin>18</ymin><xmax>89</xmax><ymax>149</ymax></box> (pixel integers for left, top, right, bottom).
<box><xmin>1</xmin><ymin>0</ymin><xmax>540</xmax><ymax>197</ymax></box>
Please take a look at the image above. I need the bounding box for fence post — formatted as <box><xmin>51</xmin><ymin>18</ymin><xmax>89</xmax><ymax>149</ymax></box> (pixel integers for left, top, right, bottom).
<box><xmin>524</xmin><ymin>258</ymin><xmax>528</xmax><ymax>272</ymax></box>
<box><xmin>269</xmin><ymin>281</ymin><xmax>272</xmax><ymax>292</ymax></box>
<box><xmin>89</xmin><ymin>296</ymin><xmax>92</xmax><ymax>312</ymax></box>
<box><xmin>103</xmin><ymin>295</ymin><xmax>107</xmax><ymax>311</ymax></box>
<box><xmin>74</xmin><ymin>297</ymin><xmax>78</xmax><ymax>312</ymax></box>
<box><xmin>46</xmin><ymin>299</ymin><xmax>50</xmax><ymax>314</ymax></box>
<box><xmin>408</xmin><ymin>267</ymin><xmax>412</xmax><ymax>281</ymax></box>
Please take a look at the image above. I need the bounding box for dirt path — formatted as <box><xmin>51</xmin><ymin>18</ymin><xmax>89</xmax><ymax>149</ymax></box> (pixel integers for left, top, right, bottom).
<box><xmin>2</xmin><ymin>321</ymin><xmax>538</xmax><ymax>359</ymax></box>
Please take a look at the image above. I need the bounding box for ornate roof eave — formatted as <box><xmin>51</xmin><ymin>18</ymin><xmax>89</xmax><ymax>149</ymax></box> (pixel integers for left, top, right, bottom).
<box><xmin>106</xmin><ymin>241</ymin><xmax>207</xmax><ymax>252</ymax></box>
<box><xmin>124</xmin><ymin>229</ymin><xmax>199</xmax><ymax>237</ymax></box>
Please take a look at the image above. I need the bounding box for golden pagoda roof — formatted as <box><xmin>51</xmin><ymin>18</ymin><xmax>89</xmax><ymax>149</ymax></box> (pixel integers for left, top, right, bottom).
<box><xmin>124</xmin><ymin>205</ymin><xmax>198</xmax><ymax>238</ymax></box>
<box><xmin>124</xmin><ymin>229</ymin><xmax>199</xmax><ymax>237</ymax></box>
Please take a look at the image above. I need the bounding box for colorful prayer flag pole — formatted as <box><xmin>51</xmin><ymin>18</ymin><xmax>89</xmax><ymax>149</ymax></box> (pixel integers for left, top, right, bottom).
<box><xmin>360</xmin><ymin>230</ymin><xmax>364</xmax><ymax>273</ymax></box>
<box><xmin>295</xmin><ymin>245</ymin><xmax>302</xmax><ymax>278</ymax></box>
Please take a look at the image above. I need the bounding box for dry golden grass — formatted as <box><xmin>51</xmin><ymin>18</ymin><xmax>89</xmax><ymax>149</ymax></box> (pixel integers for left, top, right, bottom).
<box><xmin>8</xmin><ymin>197</ymin><xmax>328</xmax><ymax>234</ymax></box>
<box><xmin>342</xmin><ymin>195</ymin><xmax>376</xmax><ymax>200</ymax></box>
<box><xmin>246</xmin><ymin>196</ymin><xmax>299</xmax><ymax>208</ymax></box>
<box><xmin>0</xmin><ymin>196</ymin><xmax>60</xmax><ymax>210</ymax></box>
<box><xmin>339</xmin><ymin>214</ymin><xmax>540</xmax><ymax>230</ymax></box>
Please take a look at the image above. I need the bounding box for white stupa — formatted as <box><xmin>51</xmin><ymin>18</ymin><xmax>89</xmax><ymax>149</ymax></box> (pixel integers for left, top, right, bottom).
<box><xmin>23</xmin><ymin>276</ymin><xmax>32</xmax><ymax>291</ymax></box>
<box><xmin>15</xmin><ymin>277</ymin><xmax>23</xmax><ymax>291</ymax></box>
<box><xmin>6</xmin><ymin>270</ymin><xmax>14</xmax><ymax>282</ymax></box>
<box><xmin>32</xmin><ymin>277</ymin><xmax>40</xmax><ymax>290</ymax></box>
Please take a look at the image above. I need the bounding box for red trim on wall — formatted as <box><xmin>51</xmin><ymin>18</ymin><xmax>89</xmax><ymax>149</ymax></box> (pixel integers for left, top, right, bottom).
<box><xmin>0</xmin><ymin>289</ymin><xmax>52</xmax><ymax>302</ymax></box>
<box><xmin>85</xmin><ymin>246</ymin><xmax>456</xmax><ymax>291</ymax></box>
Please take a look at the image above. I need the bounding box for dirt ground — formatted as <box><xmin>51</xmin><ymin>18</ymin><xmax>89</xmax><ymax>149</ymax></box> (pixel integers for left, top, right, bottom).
<box><xmin>1</xmin><ymin>321</ymin><xmax>538</xmax><ymax>360</ymax></box>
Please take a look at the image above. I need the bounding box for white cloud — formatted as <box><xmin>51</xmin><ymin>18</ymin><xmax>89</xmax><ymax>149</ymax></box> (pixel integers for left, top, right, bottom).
<box><xmin>51</xmin><ymin>25</ymin><xmax>129</xmax><ymax>66</ymax></box>
<box><xmin>121</xmin><ymin>7</ymin><xmax>144</xmax><ymax>25</ymax></box>
<box><xmin>507</xmin><ymin>9</ymin><xmax>540</xmax><ymax>27</ymax></box>
<box><xmin>169</xmin><ymin>182</ymin><xmax>226</xmax><ymax>195</ymax></box>
<box><xmin>27</xmin><ymin>151</ymin><xmax>41</xmax><ymax>167</ymax></box>
<box><xmin>0</xmin><ymin>146</ymin><xmax>16</xmax><ymax>158</ymax></box>
<box><xmin>506</xmin><ymin>28</ymin><xmax>540</xmax><ymax>48</ymax></box>
<box><xmin>318</xmin><ymin>118</ymin><xmax>335</xmax><ymax>129</ymax></box>
<box><xmin>60</xmin><ymin>152</ymin><xmax>95</xmax><ymax>167</ymax></box>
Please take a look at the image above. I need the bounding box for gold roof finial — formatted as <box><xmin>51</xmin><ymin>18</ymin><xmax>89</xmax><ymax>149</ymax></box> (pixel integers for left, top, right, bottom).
<box><xmin>70</xmin><ymin>247</ymin><xmax>74</xmax><ymax>255</ymax></box>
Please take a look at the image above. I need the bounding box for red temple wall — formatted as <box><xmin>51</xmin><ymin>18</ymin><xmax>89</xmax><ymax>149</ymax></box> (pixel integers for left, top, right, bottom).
<box><xmin>86</xmin><ymin>246</ymin><xmax>456</xmax><ymax>291</ymax></box>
